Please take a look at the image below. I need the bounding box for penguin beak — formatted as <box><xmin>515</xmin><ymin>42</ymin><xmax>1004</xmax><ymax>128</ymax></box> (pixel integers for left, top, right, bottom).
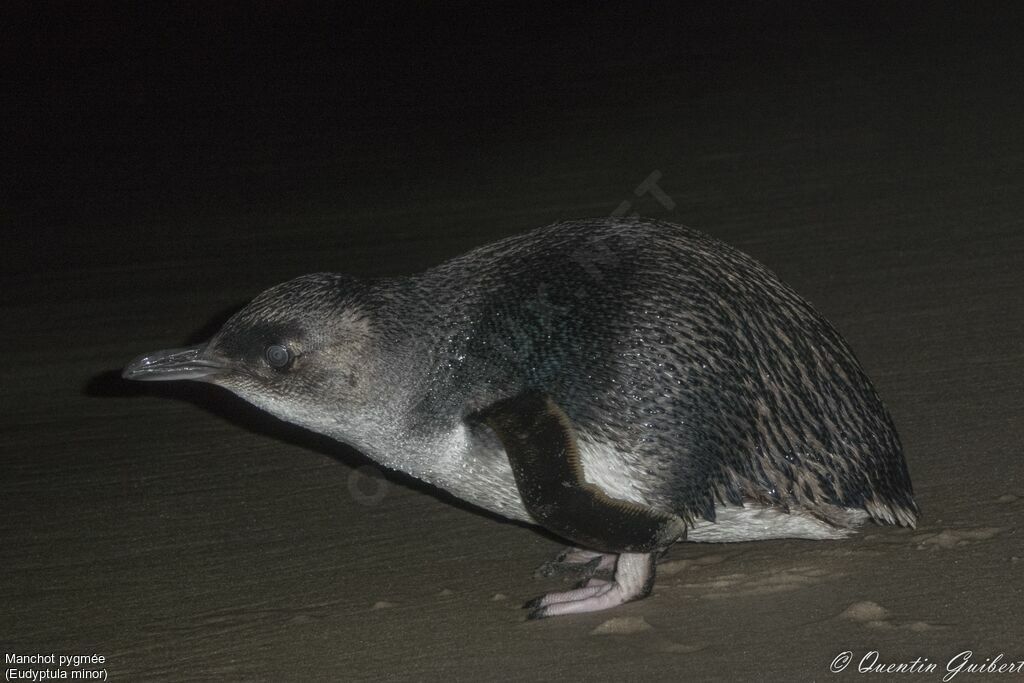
<box><xmin>122</xmin><ymin>345</ymin><xmax>227</xmax><ymax>382</ymax></box>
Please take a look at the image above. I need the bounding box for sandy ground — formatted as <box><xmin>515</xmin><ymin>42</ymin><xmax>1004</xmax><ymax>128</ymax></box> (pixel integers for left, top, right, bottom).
<box><xmin>3</xmin><ymin>5</ymin><xmax>1023</xmax><ymax>681</ymax></box>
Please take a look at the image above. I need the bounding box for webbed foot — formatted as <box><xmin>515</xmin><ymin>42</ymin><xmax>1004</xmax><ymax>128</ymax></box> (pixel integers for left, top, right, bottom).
<box><xmin>527</xmin><ymin>552</ymin><xmax>656</xmax><ymax>618</ymax></box>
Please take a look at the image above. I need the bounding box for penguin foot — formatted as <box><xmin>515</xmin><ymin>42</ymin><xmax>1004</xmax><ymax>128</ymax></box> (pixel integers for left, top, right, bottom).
<box><xmin>533</xmin><ymin>547</ymin><xmax>617</xmax><ymax>579</ymax></box>
<box><xmin>526</xmin><ymin>552</ymin><xmax>656</xmax><ymax>618</ymax></box>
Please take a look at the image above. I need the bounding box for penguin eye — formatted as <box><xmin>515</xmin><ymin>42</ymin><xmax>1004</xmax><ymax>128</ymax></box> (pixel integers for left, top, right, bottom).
<box><xmin>264</xmin><ymin>344</ymin><xmax>293</xmax><ymax>370</ymax></box>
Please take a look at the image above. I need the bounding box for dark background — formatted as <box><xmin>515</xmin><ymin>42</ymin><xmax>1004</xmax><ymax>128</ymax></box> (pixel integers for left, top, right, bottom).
<box><xmin>3</xmin><ymin>3</ymin><xmax>1023</xmax><ymax>680</ymax></box>
<box><xmin>9</xmin><ymin>2</ymin><xmax>1022</xmax><ymax>282</ymax></box>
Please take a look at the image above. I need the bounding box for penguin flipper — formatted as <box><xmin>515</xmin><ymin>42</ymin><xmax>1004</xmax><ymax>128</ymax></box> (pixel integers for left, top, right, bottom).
<box><xmin>478</xmin><ymin>391</ymin><xmax>686</xmax><ymax>553</ymax></box>
<box><xmin>477</xmin><ymin>391</ymin><xmax>686</xmax><ymax>617</ymax></box>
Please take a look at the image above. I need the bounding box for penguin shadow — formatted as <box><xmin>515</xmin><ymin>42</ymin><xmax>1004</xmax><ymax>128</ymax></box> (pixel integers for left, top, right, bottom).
<box><xmin>83</xmin><ymin>304</ymin><xmax>538</xmax><ymax>532</ymax></box>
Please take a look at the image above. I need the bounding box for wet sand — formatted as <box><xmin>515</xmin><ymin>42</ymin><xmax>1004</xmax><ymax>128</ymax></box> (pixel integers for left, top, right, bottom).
<box><xmin>3</xmin><ymin>5</ymin><xmax>1023</xmax><ymax>681</ymax></box>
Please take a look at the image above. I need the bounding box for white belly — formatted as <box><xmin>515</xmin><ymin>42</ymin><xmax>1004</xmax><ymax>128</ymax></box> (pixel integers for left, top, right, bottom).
<box><xmin>576</xmin><ymin>435</ymin><xmax>869</xmax><ymax>542</ymax></box>
<box><xmin>418</xmin><ymin>428</ymin><xmax>869</xmax><ymax>542</ymax></box>
<box><xmin>688</xmin><ymin>504</ymin><xmax>868</xmax><ymax>542</ymax></box>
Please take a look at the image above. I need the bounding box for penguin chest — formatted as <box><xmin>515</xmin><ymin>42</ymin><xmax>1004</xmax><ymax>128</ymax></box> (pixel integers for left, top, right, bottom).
<box><xmin>394</xmin><ymin>424</ymin><xmax>531</xmax><ymax>522</ymax></box>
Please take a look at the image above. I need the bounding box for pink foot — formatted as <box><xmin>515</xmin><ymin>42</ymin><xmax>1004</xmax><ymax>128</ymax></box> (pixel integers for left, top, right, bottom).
<box><xmin>526</xmin><ymin>552</ymin><xmax>656</xmax><ymax>618</ymax></box>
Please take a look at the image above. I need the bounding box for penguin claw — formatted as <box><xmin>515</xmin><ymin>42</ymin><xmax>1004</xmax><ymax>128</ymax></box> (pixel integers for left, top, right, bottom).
<box><xmin>522</xmin><ymin>595</ymin><xmax>544</xmax><ymax>611</ymax></box>
<box><xmin>524</xmin><ymin>595</ymin><xmax>558</xmax><ymax>620</ymax></box>
<box><xmin>526</xmin><ymin>605</ymin><xmax>549</xmax><ymax>620</ymax></box>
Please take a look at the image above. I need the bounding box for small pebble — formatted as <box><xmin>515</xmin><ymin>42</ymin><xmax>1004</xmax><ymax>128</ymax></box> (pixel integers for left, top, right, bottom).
<box><xmin>839</xmin><ymin>601</ymin><xmax>889</xmax><ymax>622</ymax></box>
<box><xmin>591</xmin><ymin>616</ymin><xmax>653</xmax><ymax>635</ymax></box>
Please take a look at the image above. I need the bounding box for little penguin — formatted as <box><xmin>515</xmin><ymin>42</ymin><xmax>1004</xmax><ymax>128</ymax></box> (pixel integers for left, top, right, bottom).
<box><xmin>123</xmin><ymin>218</ymin><xmax>917</xmax><ymax>618</ymax></box>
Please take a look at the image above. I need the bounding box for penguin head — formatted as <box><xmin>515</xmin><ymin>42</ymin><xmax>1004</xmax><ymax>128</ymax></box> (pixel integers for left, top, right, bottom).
<box><xmin>123</xmin><ymin>273</ymin><xmax>384</xmax><ymax>431</ymax></box>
